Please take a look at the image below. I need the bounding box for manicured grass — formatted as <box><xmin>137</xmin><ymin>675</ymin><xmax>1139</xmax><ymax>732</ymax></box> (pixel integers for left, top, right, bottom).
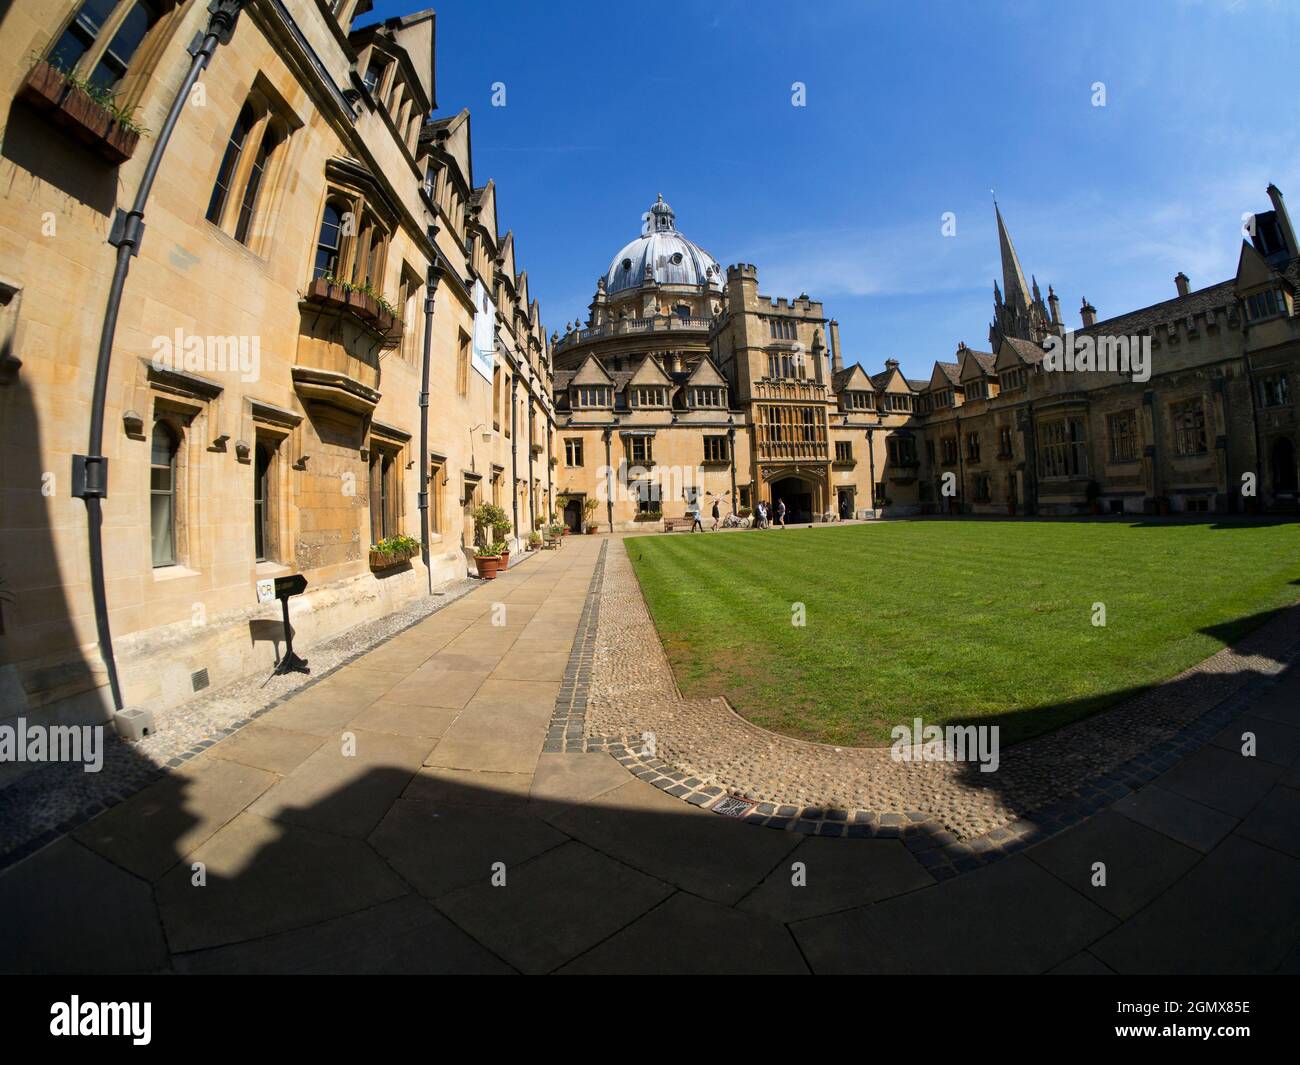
<box><xmin>625</xmin><ymin>520</ymin><xmax>1300</xmax><ymax>747</ymax></box>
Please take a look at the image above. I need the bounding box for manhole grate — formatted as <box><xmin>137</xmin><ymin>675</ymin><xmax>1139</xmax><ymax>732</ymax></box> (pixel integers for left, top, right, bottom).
<box><xmin>713</xmin><ymin>796</ymin><xmax>755</xmax><ymax>818</ymax></box>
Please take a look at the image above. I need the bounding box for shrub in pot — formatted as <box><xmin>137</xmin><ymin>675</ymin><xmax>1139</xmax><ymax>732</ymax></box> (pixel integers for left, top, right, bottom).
<box><xmin>474</xmin><ymin>542</ymin><xmax>502</xmax><ymax>579</ymax></box>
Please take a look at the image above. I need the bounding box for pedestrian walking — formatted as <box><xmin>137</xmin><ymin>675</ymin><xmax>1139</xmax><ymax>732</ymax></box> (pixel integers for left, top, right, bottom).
<box><xmin>776</xmin><ymin>498</ymin><xmax>786</xmax><ymax>528</ymax></box>
<box><xmin>688</xmin><ymin>497</ymin><xmax>703</xmax><ymax>532</ymax></box>
<box><xmin>711</xmin><ymin>498</ymin><xmax>720</xmax><ymax>531</ymax></box>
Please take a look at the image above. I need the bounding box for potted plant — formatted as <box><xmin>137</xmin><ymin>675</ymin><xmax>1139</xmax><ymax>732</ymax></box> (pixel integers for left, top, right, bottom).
<box><xmin>369</xmin><ymin>534</ymin><xmax>421</xmax><ymax>570</ymax></box>
<box><xmin>493</xmin><ymin>516</ymin><xmax>513</xmax><ymax>566</ymax></box>
<box><xmin>474</xmin><ymin>541</ymin><xmax>502</xmax><ymax>579</ymax></box>
<box><xmin>582</xmin><ymin>497</ymin><xmax>599</xmax><ymax>533</ymax></box>
<box><xmin>527</xmin><ymin>532</ymin><xmax>542</xmax><ymax>551</ymax></box>
<box><xmin>19</xmin><ymin>55</ymin><xmax>146</xmax><ymax>164</ymax></box>
<box><xmin>1085</xmin><ymin>480</ymin><xmax>1102</xmax><ymax>515</ymax></box>
<box><xmin>471</xmin><ymin>502</ymin><xmax>508</xmax><ymax>545</ymax></box>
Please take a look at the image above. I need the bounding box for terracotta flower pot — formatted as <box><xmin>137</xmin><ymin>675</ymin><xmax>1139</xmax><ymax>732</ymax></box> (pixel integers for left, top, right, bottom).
<box><xmin>499</xmin><ymin>549</ymin><xmax>510</xmax><ymax>568</ymax></box>
<box><xmin>474</xmin><ymin>555</ymin><xmax>500</xmax><ymax>579</ymax></box>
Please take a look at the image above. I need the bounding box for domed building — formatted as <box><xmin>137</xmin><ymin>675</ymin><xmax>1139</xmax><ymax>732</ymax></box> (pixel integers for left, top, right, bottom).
<box><xmin>550</xmin><ymin>196</ymin><xmax>920</xmax><ymax>531</ymax></box>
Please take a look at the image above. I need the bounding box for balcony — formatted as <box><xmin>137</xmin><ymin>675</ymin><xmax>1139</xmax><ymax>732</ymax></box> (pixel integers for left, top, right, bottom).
<box><xmin>301</xmin><ymin>276</ymin><xmax>403</xmax><ymax>349</ymax></box>
<box><xmin>553</xmin><ymin>314</ymin><xmax>714</xmax><ymax>352</ymax></box>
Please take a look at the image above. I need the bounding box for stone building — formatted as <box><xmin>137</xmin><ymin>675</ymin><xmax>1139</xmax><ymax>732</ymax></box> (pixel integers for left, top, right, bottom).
<box><xmin>552</xmin><ymin>188</ymin><xmax>1299</xmax><ymax>529</ymax></box>
<box><xmin>914</xmin><ymin>189</ymin><xmax>1300</xmax><ymax>517</ymax></box>
<box><xmin>551</xmin><ymin>196</ymin><xmax>897</xmax><ymax>530</ymax></box>
<box><xmin>0</xmin><ymin>1</ymin><xmax>554</xmax><ymax>732</ymax></box>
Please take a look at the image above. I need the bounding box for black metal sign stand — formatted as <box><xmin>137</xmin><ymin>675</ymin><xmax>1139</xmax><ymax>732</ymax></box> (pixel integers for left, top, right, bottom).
<box><xmin>273</xmin><ymin>574</ymin><xmax>309</xmax><ymax>676</ymax></box>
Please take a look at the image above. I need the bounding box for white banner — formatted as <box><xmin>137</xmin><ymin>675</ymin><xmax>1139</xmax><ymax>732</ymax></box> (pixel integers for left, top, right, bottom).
<box><xmin>471</xmin><ymin>280</ymin><xmax>495</xmax><ymax>384</ymax></box>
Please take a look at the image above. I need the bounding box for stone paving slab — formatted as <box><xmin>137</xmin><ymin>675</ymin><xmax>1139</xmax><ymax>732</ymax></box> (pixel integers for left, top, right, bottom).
<box><xmin>173</xmin><ymin>894</ymin><xmax>512</xmax><ymax>975</ymax></box>
<box><xmin>434</xmin><ymin>840</ymin><xmax>674</xmax><ymax>974</ymax></box>
<box><xmin>791</xmin><ymin>855</ymin><xmax>1118</xmax><ymax>975</ymax></box>
<box><xmin>1089</xmin><ymin>834</ymin><xmax>1300</xmax><ymax>974</ymax></box>
<box><xmin>73</xmin><ymin>756</ymin><xmax>278</xmax><ymax>882</ymax></box>
<box><xmin>154</xmin><ymin>811</ymin><xmax>407</xmax><ymax>953</ymax></box>
<box><xmin>1024</xmin><ymin>812</ymin><xmax>1201</xmax><ymax>920</ymax></box>
<box><xmin>0</xmin><ymin>838</ymin><xmax>168</xmax><ymax>974</ymax></box>
<box><xmin>1108</xmin><ymin>785</ymin><xmax>1239</xmax><ymax>853</ymax></box>
<box><xmin>551</xmin><ymin>778</ymin><xmax>801</xmax><ymax>906</ymax></box>
<box><xmin>370</xmin><ymin>798</ymin><xmax>568</xmax><ymax>899</ymax></box>
<box><xmin>737</xmin><ymin>836</ymin><xmax>934</xmax><ymax>924</ymax></box>
<box><xmin>247</xmin><ymin>731</ymin><xmax>434</xmax><ymax>839</ymax></box>
<box><xmin>558</xmin><ymin>891</ymin><xmax>810</xmax><ymax>975</ymax></box>
<box><xmin>1154</xmin><ymin>745</ymin><xmax>1284</xmax><ymax>818</ymax></box>
<box><xmin>209</xmin><ymin>723</ymin><xmax>326</xmax><ymax>776</ymax></box>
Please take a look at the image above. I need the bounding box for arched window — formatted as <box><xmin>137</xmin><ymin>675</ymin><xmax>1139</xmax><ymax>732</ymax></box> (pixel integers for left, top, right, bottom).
<box><xmin>313</xmin><ymin>198</ymin><xmax>346</xmax><ymax>279</ymax></box>
<box><xmin>150</xmin><ymin>420</ymin><xmax>178</xmax><ymax>567</ymax></box>
<box><xmin>234</xmin><ymin>124</ymin><xmax>281</xmax><ymax>244</ymax></box>
<box><xmin>48</xmin><ymin>0</ymin><xmax>162</xmax><ymax>89</ymax></box>
<box><xmin>206</xmin><ymin>104</ymin><xmax>253</xmax><ymax>226</ymax></box>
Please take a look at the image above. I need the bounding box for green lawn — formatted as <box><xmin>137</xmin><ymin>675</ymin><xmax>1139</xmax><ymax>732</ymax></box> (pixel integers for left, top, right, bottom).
<box><xmin>625</xmin><ymin>520</ymin><xmax>1300</xmax><ymax>747</ymax></box>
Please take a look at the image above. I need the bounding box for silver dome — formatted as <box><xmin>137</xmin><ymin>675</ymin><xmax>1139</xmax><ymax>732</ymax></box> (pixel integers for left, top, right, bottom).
<box><xmin>603</xmin><ymin>195</ymin><xmax>723</xmax><ymax>295</ymax></box>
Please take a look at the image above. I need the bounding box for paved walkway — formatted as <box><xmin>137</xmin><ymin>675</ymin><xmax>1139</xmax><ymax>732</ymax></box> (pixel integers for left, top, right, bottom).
<box><xmin>2</xmin><ymin>536</ymin><xmax>1299</xmax><ymax>973</ymax></box>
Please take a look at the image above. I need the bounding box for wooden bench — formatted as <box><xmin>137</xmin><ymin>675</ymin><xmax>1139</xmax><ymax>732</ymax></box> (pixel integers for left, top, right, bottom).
<box><xmin>663</xmin><ymin>517</ymin><xmax>696</xmax><ymax>533</ymax></box>
<box><xmin>542</xmin><ymin>530</ymin><xmax>560</xmax><ymax>549</ymax></box>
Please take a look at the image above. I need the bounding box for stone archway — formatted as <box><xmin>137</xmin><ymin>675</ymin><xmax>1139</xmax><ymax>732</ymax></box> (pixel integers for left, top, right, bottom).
<box><xmin>770</xmin><ymin>475</ymin><xmax>814</xmax><ymax>524</ymax></box>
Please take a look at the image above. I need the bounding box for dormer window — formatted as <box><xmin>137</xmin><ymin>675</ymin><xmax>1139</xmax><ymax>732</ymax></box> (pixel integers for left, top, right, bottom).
<box><xmin>362</xmin><ymin>59</ymin><xmax>386</xmax><ymax>96</ymax></box>
<box><xmin>573</xmin><ymin>386</ymin><xmax>611</xmax><ymax>408</ymax></box>
<box><xmin>884</xmin><ymin>394</ymin><xmax>914</xmax><ymax>412</ymax></box>
<box><xmin>633</xmin><ymin>386</ymin><xmax>669</xmax><ymax>407</ymax></box>
<box><xmin>843</xmin><ymin>391</ymin><xmax>872</xmax><ymax>410</ymax></box>
<box><xmin>967</xmin><ymin>380</ymin><xmax>987</xmax><ymax>401</ymax></box>
<box><xmin>689</xmin><ymin>386</ymin><xmax>724</xmax><ymax>408</ymax></box>
<box><xmin>1000</xmin><ymin>368</ymin><xmax>1026</xmax><ymax>392</ymax></box>
<box><xmin>1245</xmin><ymin>288</ymin><xmax>1288</xmax><ymax>321</ymax></box>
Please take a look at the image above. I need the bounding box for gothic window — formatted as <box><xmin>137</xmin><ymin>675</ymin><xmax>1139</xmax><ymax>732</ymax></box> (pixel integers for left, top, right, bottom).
<box><xmin>1171</xmin><ymin>399</ymin><xmax>1207</xmax><ymax>455</ymax></box>
<box><xmin>49</xmin><ymin>0</ymin><xmax>164</xmax><ymax>90</ymax></box>
<box><xmin>1107</xmin><ymin>410</ymin><xmax>1138</xmax><ymax>462</ymax></box>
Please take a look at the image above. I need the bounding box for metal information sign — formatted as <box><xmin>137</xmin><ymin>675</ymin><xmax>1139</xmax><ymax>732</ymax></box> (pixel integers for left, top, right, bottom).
<box><xmin>272</xmin><ymin>574</ymin><xmax>309</xmax><ymax>675</ymax></box>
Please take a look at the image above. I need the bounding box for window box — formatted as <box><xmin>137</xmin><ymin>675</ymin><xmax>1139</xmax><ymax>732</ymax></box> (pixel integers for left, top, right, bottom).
<box><xmin>369</xmin><ymin>541</ymin><xmax>419</xmax><ymax>570</ymax></box>
<box><xmin>19</xmin><ymin>59</ymin><xmax>142</xmax><ymax>165</ymax></box>
<box><xmin>304</xmin><ymin>275</ymin><xmax>349</xmax><ymax>310</ymax></box>
<box><xmin>346</xmin><ymin>287</ymin><xmax>379</xmax><ymax>322</ymax></box>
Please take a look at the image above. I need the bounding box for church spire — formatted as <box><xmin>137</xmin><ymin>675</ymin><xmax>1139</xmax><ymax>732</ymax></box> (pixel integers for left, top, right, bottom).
<box><xmin>995</xmin><ymin>202</ymin><xmax>1032</xmax><ymax>312</ymax></box>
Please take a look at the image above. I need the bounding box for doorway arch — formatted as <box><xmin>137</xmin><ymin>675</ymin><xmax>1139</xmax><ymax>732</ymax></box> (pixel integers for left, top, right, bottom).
<box><xmin>770</xmin><ymin>475</ymin><xmax>814</xmax><ymax>524</ymax></box>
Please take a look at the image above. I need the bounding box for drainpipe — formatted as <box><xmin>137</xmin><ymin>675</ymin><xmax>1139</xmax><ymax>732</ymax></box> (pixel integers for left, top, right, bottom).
<box><xmin>417</xmin><ymin>260</ymin><xmax>444</xmax><ymax>595</ymax></box>
<box><xmin>510</xmin><ymin>375</ymin><xmax>519</xmax><ymax>535</ymax></box>
<box><xmin>72</xmin><ymin>0</ymin><xmax>248</xmax><ymax>716</ymax></box>
<box><xmin>727</xmin><ymin>416</ymin><xmax>737</xmax><ymax>511</ymax></box>
<box><xmin>545</xmin><ymin>407</ymin><xmax>553</xmax><ymax>524</ymax></box>
<box><xmin>866</xmin><ymin>425</ymin><xmax>876</xmax><ymax>512</ymax></box>
<box><xmin>603</xmin><ymin>427</ymin><xmax>614</xmax><ymax>530</ymax></box>
<box><xmin>527</xmin><ymin>395</ymin><xmax>535</xmax><ymax>531</ymax></box>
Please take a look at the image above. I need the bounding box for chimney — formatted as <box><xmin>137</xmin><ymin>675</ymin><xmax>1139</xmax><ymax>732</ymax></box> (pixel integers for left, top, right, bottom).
<box><xmin>885</xmin><ymin>357</ymin><xmax>900</xmax><ymax>371</ymax></box>
<box><xmin>1266</xmin><ymin>184</ymin><xmax>1298</xmax><ymax>258</ymax></box>
<box><xmin>829</xmin><ymin>319</ymin><xmax>843</xmax><ymax>375</ymax></box>
<box><xmin>1080</xmin><ymin>298</ymin><xmax>1097</xmax><ymax>328</ymax></box>
<box><xmin>1175</xmin><ymin>272</ymin><xmax>1190</xmax><ymax>297</ymax></box>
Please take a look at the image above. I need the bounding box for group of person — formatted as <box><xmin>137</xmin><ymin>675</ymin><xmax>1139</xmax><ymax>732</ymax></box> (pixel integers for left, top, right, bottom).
<box><xmin>684</xmin><ymin>496</ymin><xmax>785</xmax><ymax>531</ymax></box>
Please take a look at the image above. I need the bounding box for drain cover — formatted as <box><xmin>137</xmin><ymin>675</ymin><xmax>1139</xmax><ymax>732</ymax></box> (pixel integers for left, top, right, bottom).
<box><xmin>713</xmin><ymin>796</ymin><xmax>755</xmax><ymax>818</ymax></box>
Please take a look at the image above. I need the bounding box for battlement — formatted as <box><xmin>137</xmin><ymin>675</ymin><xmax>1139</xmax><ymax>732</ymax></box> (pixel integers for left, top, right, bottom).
<box><xmin>726</xmin><ymin>263</ymin><xmax>759</xmax><ymax>280</ymax></box>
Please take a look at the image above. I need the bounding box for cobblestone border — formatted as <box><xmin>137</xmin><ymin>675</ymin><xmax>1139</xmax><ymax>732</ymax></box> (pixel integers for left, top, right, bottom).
<box><xmin>550</xmin><ymin>537</ymin><xmax>1300</xmax><ymax>879</ymax></box>
<box><xmin>544</xmin><ymin>541</ymin><xmax>607</xmax><ymax>753</ymax></box>
<box><xmin>0</xmin><ymin>558</ymin><xmax>537</xmax><ymax>874</ymax></box>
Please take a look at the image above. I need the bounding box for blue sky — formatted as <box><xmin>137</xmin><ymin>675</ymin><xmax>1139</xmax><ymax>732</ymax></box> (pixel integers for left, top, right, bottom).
<box><xmin>367</xmin><ymin>0</ymin><xmax>1298</xmax><ymax>379</ymax></box>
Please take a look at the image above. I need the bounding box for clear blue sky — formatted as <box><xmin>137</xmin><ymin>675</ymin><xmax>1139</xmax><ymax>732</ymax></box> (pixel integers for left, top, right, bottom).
<box><xmin>366</xmin><ymin>0</ymin><xmax>1298</xmax><ymax>379</ymax></box>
